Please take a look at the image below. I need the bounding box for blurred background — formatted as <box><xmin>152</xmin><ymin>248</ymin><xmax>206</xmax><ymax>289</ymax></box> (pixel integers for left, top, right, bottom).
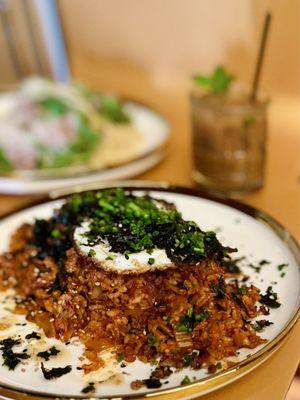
<box><xmin>0</xmin><ymin>0</ymin><xmax>299</xmax><ymax>98</ymax></box>
<box><xmin>0</xmin><ymin>1</ymin><xmax>299</xmax><ymax>398</ymax></box>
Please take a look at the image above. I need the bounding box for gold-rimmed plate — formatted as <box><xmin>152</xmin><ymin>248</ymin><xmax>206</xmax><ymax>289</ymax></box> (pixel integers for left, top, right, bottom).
<box><xmin>0</xmin><ymin>183</ymin><xmax>298</xmax><ymax>399</ymax></box>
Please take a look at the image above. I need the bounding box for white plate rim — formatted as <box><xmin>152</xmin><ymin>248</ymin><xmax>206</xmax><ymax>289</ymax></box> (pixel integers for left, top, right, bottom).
<box><xmin>0</xmin><ymin>182</ymin><xmax>298</xmax><ymax>399</ymax></box>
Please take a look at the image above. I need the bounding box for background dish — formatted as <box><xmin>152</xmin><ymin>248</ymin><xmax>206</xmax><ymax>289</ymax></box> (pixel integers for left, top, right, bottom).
<box><xmin>0</xmin><ymin>184</ymin><xmax>298</xmax><ymax>399</ymax></box>
<box><xmin>0</xmin><ymin>103</ymin><xmax>170</xmax><ymax>194</ymax></box>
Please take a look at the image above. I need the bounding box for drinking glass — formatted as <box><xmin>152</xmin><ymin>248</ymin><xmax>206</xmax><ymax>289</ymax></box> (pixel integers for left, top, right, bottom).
<box><xmin>191</xmin><ymin>92</ymin><xmax>269</xmax><ymax>197</ymax></box>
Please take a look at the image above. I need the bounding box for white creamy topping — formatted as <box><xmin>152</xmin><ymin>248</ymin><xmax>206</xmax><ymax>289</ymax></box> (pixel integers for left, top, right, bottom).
<box><xmin>74</xmin><ymin>221</ymin><xmax>174</xmax><ymax>273</ymax></box>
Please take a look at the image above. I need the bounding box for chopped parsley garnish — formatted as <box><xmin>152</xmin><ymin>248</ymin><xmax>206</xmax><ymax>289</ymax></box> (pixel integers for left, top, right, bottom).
<box><xmin>237</xmin><ymin>286</ymin><xmax>247</xmax><ymax>295</ymax></box>
<box><xmin>37</xmin><ymin>346</ymin><xmax>60</xmax><ymax>361</ymax></box>
<box><xmin>58</xmin><ymin>189</ymin><xmax>236</xmax><ymax>265</ymax></box>
<box><xmin>0</xmin><ymin>337</ymin><xmax>30</xmax><ymax>370</ymax></box>
<box><xmin>105</xmin><ymin>253</ymin><xmax>115</xmax><ymax>260</ymax></box>
<box><xmin>41</xmin><ymin>362</ymin><xmax>72</xmax><ymax>380</ymax></box>
<box><xmin>177</xmin><ymin>324</ymin><xmax>192</xmax><ymax>333</ymax></box>
<box><xmin>181</xmin><ymin>375</ymin><xmax>191</xmax><ymax>385</ymax></box>
<box><xmin>194</xmin><ymin>312</ymin><xmax>210</xmax><ymax>321</ymax></box>
<box><xmin>151</xmin><ymin>357</ymin><xmax>159</xmax><ymax>366</ymax></box>
<box><xmin>117</xmin><ymin>353</ymin><xmax>124</xmax><ymax>363</ymax></box>
<box><xmin>260</xmin><ymin>286</ymin><xmax>281</xmax><ymax>309</ymax></box>
<box><xmin>177</xmin><ymin>307</ymin><xmax>209</xmax><ymax>333</ymax></box>
<box><xmin>88</xmin><ymin>248</ymin><xmax>96</xmax><ymax>257</ymax></box>
<box><xmin>277</xmin><ymin>263</ymin><xmax>288</xmax><ymax>271</ymax></box>
<box><xmin>183</xmin><ymin>353</ymin><xmax>193</xmax><ymax>366</ymax></box>
<box><xmin>51</xmin><ymin>229</ymin><xmax>61</xmax><ymax>239</ymax></box>
<box><xmin>147</xmin><ymin>335</ymin><xmax>157</xmax><ymax>347</ymax></box>
<box><xmin>216</xmin><ymin>362</ymin><xmax>222</xmax><ymax>370</ymax></box>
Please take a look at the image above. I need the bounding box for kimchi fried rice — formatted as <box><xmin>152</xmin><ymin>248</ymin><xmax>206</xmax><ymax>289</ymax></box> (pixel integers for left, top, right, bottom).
<box><xmin>0</xmin><ymin>189</ymin><xmax>271</xmax><ymax>382</ymax></box>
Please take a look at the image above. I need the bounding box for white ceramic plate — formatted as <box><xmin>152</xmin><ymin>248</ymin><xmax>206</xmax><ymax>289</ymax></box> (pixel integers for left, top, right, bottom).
<box><xmin>0</xmin><ymin>185</ymin><xmax>298</xmax><ymax>399</ymax></box>
<box><xmin>0</xmin><ymin>103</ymin><xmax>170</xmax><ymax>195</ymax></box>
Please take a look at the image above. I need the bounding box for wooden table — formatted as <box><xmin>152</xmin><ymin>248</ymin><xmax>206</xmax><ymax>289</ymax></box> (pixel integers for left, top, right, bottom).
<box><xmin>0</xmin><ymin>55</ymin><xmax>299</xmax><ymax>399</ymax></box>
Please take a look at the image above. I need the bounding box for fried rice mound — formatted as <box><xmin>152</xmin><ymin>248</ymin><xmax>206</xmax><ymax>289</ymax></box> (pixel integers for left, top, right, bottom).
<box><xmin>0</xmin><ymin>223</ymin><xmax>266</xmax><ymax>373</ymax></box>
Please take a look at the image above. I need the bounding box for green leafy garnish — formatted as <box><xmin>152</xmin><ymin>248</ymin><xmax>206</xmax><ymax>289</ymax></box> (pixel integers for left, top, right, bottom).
<box><xmin>38</xmin><ymin>97</ymin><xmax>69</xmax><ymax>117</ymax></box>
<box><xmin>116</xmin><ymin>353</ymin><xmax>124</xmax><ymax>363</ymax></box>
<box><xmin>216</xmin><ymin>362</ymin><xmax>222</xmax><ymax>370</ymax></box>
<box><xmin>0</xmin><ymin>148</ymin><xmax>13</xmax><ymax>172</ymax></box>
<box><xmin>105</xmin><ymin>253</ymin><xmax>115</xmax><ymax>260</ymax></box>
<box><xmin>147</xmin><ymin>335</ymin><xmax>157</xmax><ymax>347</ymax></box>
<box><xmin>51</xmin><ymin>229</ymin><xmax>61</xmax><ymax>239</ymax></box>
<box><xmin>183</xmin><ymin>353</ymin><xmax>193</xmax><ymax>366</ymax></box>
<box><xmin>151</xmin><ymin>357</ymin><xmax>158</xmax><ymax>365</ymax></box>
<box><xmin>88</xmin><ymin>249</ymin><xmax>96</xmax><ymax>257</ymax></box>
<box><xmin>277</xmin><ymin>263</ymin><xmax>288</xmax><ymax>271</ymax></box>
<box><xmin>181</xmin><ymin>375</ymin><xmax>191</xmax><ymax>385</ymax></box>
<box><xmin>237</xmin><ymin>286</ymin><xmax>247</xmax><ymax>295</ymax></box>
<box><xmin>99</xmin><ymin>95</ymin><xmax>130</xmax><ymax>123</ymax></box>
<box><xmin>194</xmin><ymin>312</ymin><xmax>209</xmax><ymax>321</ymax></box>
<box><xmin>193</xmin><ymin>65</ymin><xmax>234</xmax><ymax>94</ymax></box>
<box><xmin>36</xmin><ymin>113</ymin><xmax>99</xmax><ymax>169</ymax></box>
<box><xmin>177</xmin><ymin>307</ymin><xmax>209</xmax><ymax>333</ymax></box>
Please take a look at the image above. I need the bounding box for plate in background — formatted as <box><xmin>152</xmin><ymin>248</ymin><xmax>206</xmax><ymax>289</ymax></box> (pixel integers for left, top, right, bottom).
<box><xmin>0</xmin><ymin>183</ymin><xmax>298</xmax><ymax>399</ymax></box>
<box><xmin>0</xmin><ymin>102</ymin><xmax>170</xmax><ymax>194</ymax></box>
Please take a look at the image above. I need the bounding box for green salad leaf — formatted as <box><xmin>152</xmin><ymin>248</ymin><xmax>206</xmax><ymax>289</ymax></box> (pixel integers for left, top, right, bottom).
<box><xmin>37</xmin><ymin>113</ymin><xmax>99</xmax><ymax>169</ymax></box>
<box><xmin>70</xmin><ymin>114</ymin><xmax>99</xmax><ymax>153</ymax></box>
<box><xmin>38</xmin><ymin>97</ymin><xmax>70</xmax><ymax>117</ymax></box>
<box><xmin>0</xmin><ymin>148</ymin><xmax>13</xmax><ymax>172</ymax></box>
<box><xmin>99</xmin><ymin>95</ymin><xmax>131</xmax><ymax>124</ymax></box>
<box><xmin>193</xmin><ymin>65</ymin><xmax>234</xmax><ymax>94</ymax></box>
<box><xmin>76</xmin><ymin>85</ymin><xmax>131</xmax><ymax>124</ymax></box>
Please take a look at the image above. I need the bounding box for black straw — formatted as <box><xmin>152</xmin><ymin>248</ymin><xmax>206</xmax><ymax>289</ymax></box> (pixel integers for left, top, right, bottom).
<box><xmin>250</xmin><ymin>12</ymin><xmax>272</xmax><ymax>102</ymax></box>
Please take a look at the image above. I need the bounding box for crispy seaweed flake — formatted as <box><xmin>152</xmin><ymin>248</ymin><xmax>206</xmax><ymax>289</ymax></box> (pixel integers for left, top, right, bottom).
<box><xmin>211</xmin><ymin>277</ymin><xmax>226</xmax><ymax>299</ymax></box>
<box><xmin>252</xmin><ymin>320</ymin><xmax>273</xmax><ymax>331</ymax></box>
<box><xmin>142</xmin><ymin>378</ymin><xmax>162</xmax><ymax>389</ymax></box>
<box><xmin>25</xmin><ymin>331</ymin><xmax>41</xmax><ymax>340</ymax></box>
<box><xmin>81</xmin><ymin>382</ymin><xmax>95</xmax><ymax>394</ymax></box>
<box><xmin>222</xmin><ymin>257</ymin><xmax>245</xmax><ymax>274</ymax></box>
<box><xmin>41</xmin><ymin>362</ymin><xmax>71</xmax><ymax>380</ymax></box>
<box><xmin>259</xmin><ymin>286</ymin><xmax>281</xmax><ymax>309</ymax></box>
<box><xmin>37</xmin><ymin>346</ymin><xmax>60</xmax><ymax>361</ymax></box>
<box><xmin>0</xmin><ymin>337</ymin><xmax>30</xmax><ymax>370</ymax></box>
